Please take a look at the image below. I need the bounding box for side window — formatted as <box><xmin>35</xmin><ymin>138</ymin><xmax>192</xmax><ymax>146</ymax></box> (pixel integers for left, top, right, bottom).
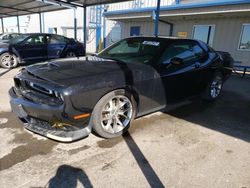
<box><xmin>11</xmin><ymin>34</ymin><xmax>20</xmax><ymax>39</ymax></box>
<box><xmin>160</xmin><ymin>42</ymin><xmax>195</xmax><ymax>64</ymax></box>
<box><xmin>24</xmin><ymin>35</ymin><xmax>45</xmax><ymax>45</ymax></box>
<box><xmin>191</xmin><ymin>42</ymin><xmax>208</xmax><ymax>61</ymax></box>
<box><xmin>49</xmin><ymin>35</ymin><xmax>66</xmax><ymax>44</ymax></box>
<box><xmin>2</xmin><ymin>35</ymin><xmax>10</xmax><ymax>40</ymax></box>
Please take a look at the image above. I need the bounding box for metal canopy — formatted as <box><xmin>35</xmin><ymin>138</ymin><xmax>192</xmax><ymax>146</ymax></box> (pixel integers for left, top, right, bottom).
<box><xmin>0</xmin><ymin>0</ymin><xmax>131</xmax><ymax>18</ymax></box>
<box><xmin>0</xmin><ymin>0</ymin><xmax>132</xmax><ymax>54</ymax></box>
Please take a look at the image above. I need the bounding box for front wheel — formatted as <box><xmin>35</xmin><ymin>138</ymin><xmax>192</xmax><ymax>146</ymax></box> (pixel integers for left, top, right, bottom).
<box><xmin>91</xmin><ymin>89</ymin><xmax>136</xmax><ymax>138</ymax></box>
<box><xmin>202</xmin><ymin>72</ymin><xmax>223</xmax><ymax>101</ymax></box>
<box><xmin>0</xmin><ymin>52</ymin><xmax>19</xmax><ymax>69</ymax></box>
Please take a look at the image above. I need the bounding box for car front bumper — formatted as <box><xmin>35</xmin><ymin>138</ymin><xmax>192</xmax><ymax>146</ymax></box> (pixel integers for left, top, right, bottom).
<box><xmin>9</xmin><ymin>87</ymin><xmax>92</xmax><ymax>142</ymax></box>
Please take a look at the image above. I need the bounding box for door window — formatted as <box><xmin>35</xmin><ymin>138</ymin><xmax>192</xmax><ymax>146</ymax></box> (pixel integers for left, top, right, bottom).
<box><xmin>160</xmin><ymin>41</ymin><xmax>207</xmax><ymax>65</ymax></box>
<box><xmin>48</xmin><ymin>35</ymin><xmax>66</xmax><ymax>44</ymax></box>
<box><xmin>192</xmin><ymin>42</ymin><xmax>208</xmax><ymax>61</ymax></box>
<box><xmin>2</xmin><ymin>34</ymin><xmax>10</xmax><ymax>40</ymax></box>
<box><xmin>24</xmin><ymin>35</ymin><xmax>45</xmax><ymax>45</ymax></box>
<box><xmin>160</xmin><ymin>42</ymin><xmax>195</xmax><ymax>65</ymax></box>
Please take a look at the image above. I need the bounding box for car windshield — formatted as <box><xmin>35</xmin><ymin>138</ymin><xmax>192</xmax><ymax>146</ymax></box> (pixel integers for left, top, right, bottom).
<box><xmin>98</xmin><ymin>38</ymin><xmax>164</xmax><ymax>64</ymax></box>
<box><xmin>9</xmin><ymin>34</ymin><xmax>30</xmax><ymax>44</ymax></box>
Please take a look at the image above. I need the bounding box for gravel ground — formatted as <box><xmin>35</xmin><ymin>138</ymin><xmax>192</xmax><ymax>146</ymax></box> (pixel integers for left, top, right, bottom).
<box><xmin>0</xmin><ymin>68</ymin><xmax>249</xmax><ymax>188</ymax></box>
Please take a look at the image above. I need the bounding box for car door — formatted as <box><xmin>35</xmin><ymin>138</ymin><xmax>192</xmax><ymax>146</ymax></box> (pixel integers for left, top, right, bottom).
<box><xmin>157</xmin><ymin>40</ymin><xmax>205</xmax><ymax>103</ymax></box>
<box><xmin>47</xmin><ymin>35</ymin><xmax>67</xmax><ymax>59</ymax></box>
<box><xmin>14</xmin><ymin>34</ymin><xmax>47</xmax><ymax>62</ymax></box>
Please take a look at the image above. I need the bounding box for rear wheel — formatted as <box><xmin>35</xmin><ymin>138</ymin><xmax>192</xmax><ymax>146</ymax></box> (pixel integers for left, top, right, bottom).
<box><xmin>91</xmin><ymin>89</ymin><xmax>136</xmax><ymax>138</ymax></box>
<box><xmin>0</xmin><ymin>52</ymin><xmax>18</xmax><ymax>69</ymax></box>
<box><xmin>66</xmin><ymin>51</ymin><xmax>76</xmax><ymax>58</ymax></box>
<box><xmin>202</xmin><ymin>72</ymin><xmax>223</xmax><ymax>101</ymax></box>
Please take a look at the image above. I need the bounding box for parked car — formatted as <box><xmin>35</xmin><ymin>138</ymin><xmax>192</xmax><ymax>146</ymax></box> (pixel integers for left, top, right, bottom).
<box><xmin>0</xmin><ymin>33</ymin><xmax>21</xmax><ymax>43</ymax></box>
<box><xmin>0</xmin><ymin>33</ymin><xmax>85</xmax><ymax>69</ymax></box>
<box><xmin>9</xmin><ymin>37</ymin><xmax>233</xmax><ymax>142</ymax></box>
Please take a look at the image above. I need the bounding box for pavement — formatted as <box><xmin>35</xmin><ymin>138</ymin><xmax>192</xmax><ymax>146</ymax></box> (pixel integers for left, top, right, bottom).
<box><xmin>0</xmin><ymin>68</ymin><xmax>249</xmax><ymax>188</ymax></box>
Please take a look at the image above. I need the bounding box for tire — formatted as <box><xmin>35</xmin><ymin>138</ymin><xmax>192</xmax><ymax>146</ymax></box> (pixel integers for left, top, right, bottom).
<box><xmin>202</xmin><ymin>72</ymin><xmax>223</xmax><ymax>101</ymax></box>
<box><xmin>0</xmin><ymin>52</ymin><xmax>19</xmax><ymax>69</ymax></box>
<box><xmin>91</xmin><ymin>89</ymin><xmax>136</xmax><ymax>138</ymax></box>
<box><xmin>66</xmin><ymin>51</ymin><xmax>76</xmax><ymax>58</ymax></box>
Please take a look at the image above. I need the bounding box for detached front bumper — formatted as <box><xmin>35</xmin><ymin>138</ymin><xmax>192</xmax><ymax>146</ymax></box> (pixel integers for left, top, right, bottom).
<box><xmin>9</xmin><ymin>87</ymin><xmax>92</xmax><ymax>142</ymax></box>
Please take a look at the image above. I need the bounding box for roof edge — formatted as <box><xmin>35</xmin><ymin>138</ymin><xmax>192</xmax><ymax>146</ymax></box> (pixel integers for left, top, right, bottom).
<box><xmin>104</xmin><ymin>0</ymin><xmax>250</xmax><ymax>16</ymax></box>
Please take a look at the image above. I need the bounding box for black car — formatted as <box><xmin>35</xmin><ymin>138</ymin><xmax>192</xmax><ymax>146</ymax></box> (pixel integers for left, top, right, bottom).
<box><xmin>0</xmin><ymin>33</ymin><xmax>85</xmax><ymax>69</ymax></box>
<box><xmin>9</xmin><ymin>37</ymin><xmax>233</xmax><ymax>142</ymax></box>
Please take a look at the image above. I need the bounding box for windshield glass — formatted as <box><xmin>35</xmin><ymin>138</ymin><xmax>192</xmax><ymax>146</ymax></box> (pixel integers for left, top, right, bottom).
<box><xmin>98</xmin><ymin>38</ymin><xmax>164</xmax><ymax>64</ymax></box>
<box><xmin>9</xmin><ymin>34</ymin><xmax>30</xmax><ymax>44</ymax></box>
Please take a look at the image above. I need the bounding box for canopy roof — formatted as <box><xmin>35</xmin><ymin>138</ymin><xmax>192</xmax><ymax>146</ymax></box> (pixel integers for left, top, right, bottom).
<box><xmin>0</xmin><ymin>0</ymin><xmax>131</xmax><ymax>18</ymax></box>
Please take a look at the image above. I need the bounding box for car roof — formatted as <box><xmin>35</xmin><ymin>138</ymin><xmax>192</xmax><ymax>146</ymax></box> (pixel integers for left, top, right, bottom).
<box><xmin>124</xmin><ymin>36</ymin><xmax>198</xmax><ymax>43</ymax></box>
<box><xmin>17</xmin><ymin>33</ymin><xmax>72</xmax><ymax>40</ymax></box>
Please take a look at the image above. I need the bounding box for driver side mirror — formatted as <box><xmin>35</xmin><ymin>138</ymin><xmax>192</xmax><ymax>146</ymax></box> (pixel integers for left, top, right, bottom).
<box><xmin>170</xmin><ymin>57</ymin><xmax>184</xmax><ymax>66</ymax></box>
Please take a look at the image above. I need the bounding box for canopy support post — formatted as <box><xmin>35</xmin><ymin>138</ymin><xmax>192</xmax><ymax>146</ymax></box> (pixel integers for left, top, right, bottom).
<box><xmin>83</xmin><ymin>6</ymin><xmax>87</xmax><ymax>55</ymax></box>
<box><xmin>154</xmin><ymin>0</ymin><xmax>161</xmax><ymax>37</ymax></box>
<box><xmin>17</xmin><ymin>16</ymin><xmax>20</xmax><ymax>33</ymax></box>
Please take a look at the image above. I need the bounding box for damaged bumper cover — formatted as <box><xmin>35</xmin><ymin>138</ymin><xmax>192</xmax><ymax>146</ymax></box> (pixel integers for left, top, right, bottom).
<box><xmin>9</xmin><ymin>87</ymin><xmax>92</xmax><ymax>142</ymax></box>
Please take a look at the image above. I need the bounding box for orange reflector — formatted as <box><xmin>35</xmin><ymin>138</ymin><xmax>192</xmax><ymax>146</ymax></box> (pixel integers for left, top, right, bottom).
<box><xmin>73</xmin><ymin>113</ymin><xmax>90</xmax><ymax>120</ymax></box>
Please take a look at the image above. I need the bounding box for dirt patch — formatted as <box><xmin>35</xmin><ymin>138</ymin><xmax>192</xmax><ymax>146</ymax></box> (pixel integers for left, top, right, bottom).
<box><xmin>68</xmin><ymin>145</ymin><xmax>91</xmax><ymax>155</ymax></box>
<box><xmin>0</xmin><ymin>112</ymin><xmax>57</xmax><ymax>171</ymax></box>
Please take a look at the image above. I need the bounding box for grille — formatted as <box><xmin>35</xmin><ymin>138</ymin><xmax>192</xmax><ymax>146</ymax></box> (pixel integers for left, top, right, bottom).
<box><xmin>14</xmin><ymin>78</ymin><xmax>63</xmax><ymax>106</ymax></box>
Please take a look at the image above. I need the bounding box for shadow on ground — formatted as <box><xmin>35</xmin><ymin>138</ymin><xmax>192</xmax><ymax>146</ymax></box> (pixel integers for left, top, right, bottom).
<box><xmin>123</xmin><ymin>132</ymin><xmax>165</xmax><ymax>188</ymax></box>
<box><xmin>45</xmin><ymin>165</ymin><xmax>93</xmax><ymax>188</ymax></box>
<box><xmin>167</xmin><ymin>76</ymin><xmax>250</xmax><ymax>143</ymax></box>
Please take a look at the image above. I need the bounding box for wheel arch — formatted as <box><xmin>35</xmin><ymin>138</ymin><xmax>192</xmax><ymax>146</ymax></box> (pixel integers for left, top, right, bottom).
<box><xmin>97</xmin><ymin>86</ymin><xmax>140</xmax><ymax>115</ymax></box>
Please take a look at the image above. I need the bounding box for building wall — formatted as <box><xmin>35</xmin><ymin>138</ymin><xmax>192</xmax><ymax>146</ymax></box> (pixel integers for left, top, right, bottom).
<box><xmin>119</xmin><ymin>16</ymin><xmax>250</xmax><ymax>66</ymax></box>
<box><xmin>173</xmin><ymin>16</ymin><xmax>250</xmax><ymax>65</ymax></box>
<box><xmin>120</xmin><ymin>20</ymin><xmax>171</xmax><ymax>38</ymax></box>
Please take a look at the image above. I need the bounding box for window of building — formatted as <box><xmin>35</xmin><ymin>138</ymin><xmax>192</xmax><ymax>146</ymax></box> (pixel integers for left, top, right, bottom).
<box><xmin>239</xmin><ymin>24</ymin><xmax>250</xmax><ymax>50</ymax></box>
<box><xmin>130</xmin><ymin>26</ymin><xmax>140</xmax><ymax>36</ymax></box>
<box><xmin>193</xmin><ymin>25</ymin><xmax>215</xmax><ymax>47</ymax></box>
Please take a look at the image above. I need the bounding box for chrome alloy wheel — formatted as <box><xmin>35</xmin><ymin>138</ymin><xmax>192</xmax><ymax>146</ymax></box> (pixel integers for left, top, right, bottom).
<box><xmin>1</xmin><ymin>53</ymin><xmax>17</xmax><ymax>68</ymax></box>
<box><xmin>210</xmin><ymin>78</ymin><xmax>222</xmax><ymax>98</ymax></box>
<box><xmin>100</xmin><ymin>95</ymin><xmax>133</xmax><ymax>134</ymax></box>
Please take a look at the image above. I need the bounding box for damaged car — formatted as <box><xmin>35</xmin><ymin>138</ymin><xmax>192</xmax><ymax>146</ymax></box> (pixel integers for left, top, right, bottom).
<box><xmin>9</xmin><ymin>37</ymin><xmax>233</xmax><ymax>142</ymax></box>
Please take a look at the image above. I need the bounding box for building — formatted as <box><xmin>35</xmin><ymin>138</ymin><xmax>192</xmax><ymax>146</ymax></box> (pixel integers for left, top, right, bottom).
<box><xmin>105</xmin><ymin>0</ymin><xmax>250</xmax><ymax>66</ymax></box>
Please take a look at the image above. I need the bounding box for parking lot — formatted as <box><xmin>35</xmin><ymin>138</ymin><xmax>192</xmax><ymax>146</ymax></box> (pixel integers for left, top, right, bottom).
<box><xmin>0</xmin><ymin>67</ymin><xmax>249</xmax><ymax>188</ymax></box>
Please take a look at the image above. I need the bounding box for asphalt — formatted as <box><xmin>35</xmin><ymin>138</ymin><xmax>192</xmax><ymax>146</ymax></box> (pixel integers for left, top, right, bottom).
<box><xmin>0</xmin><ymin>68</ymin><xmax>249</xmax><ymax>188</ymax></box>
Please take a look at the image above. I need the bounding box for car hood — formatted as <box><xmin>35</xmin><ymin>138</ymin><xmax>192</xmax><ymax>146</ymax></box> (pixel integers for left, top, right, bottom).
<box><xmin>25</xmin><ymin>56</ymin><xmax>150</xmax><ymax>87</ymax></box>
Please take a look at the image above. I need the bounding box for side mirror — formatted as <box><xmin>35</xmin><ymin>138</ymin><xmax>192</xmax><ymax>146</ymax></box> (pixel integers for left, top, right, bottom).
<box><xmin>170</xmin><ymin>57</ymin><xmax>184</xmax><ymax>66</ymax></box>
